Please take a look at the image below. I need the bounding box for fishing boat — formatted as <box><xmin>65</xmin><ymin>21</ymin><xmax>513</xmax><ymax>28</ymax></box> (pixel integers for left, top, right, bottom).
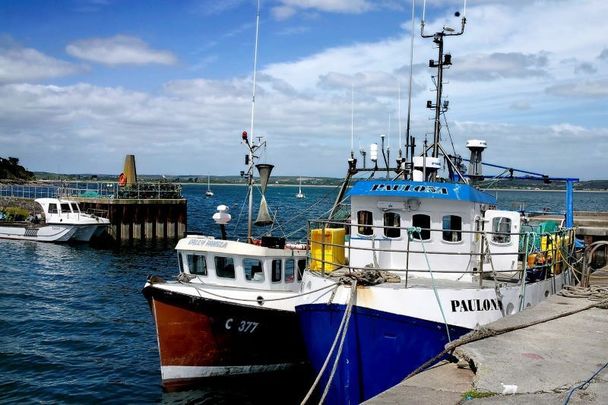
<box><xmin>142</xmin><ymin>132</ymin><xmax>311</xmax><ymax>391</ymax></box>
<box><xmin>0</xmin><ymin>197</ymin><xmax>109</xmax><ymax>243</ymax></box>
<box><xmin>295</xmin><ymin>5</ymin><xmax>578</xmax><ymax>404</ymax></box>
<box><xmin>142</xmin><ymin>1</ymin><xmax>311</xmax><ymax>391</ymax></box>
<box><xmin>296</xmin><ymin>177</ymin><xmax>305</xmax><ymax>199</ymax></box>
<box><xmin>205</xmin><ymin>175</ymin><xmax>214</xmax><ymax>197</ymax></box>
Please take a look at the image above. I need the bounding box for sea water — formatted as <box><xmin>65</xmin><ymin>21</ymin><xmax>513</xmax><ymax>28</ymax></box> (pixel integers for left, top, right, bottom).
<box><xmin>1</xmin><ymin>184</ymin><xmax>607</xmax><ymax>403</ymax></box>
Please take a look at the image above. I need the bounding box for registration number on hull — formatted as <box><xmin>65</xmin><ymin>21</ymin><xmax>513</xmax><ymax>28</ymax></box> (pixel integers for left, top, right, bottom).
<box><xmin>225</xmin><ymin>318</ymin><xmax>259</xmax><ymax>333</ymax></box>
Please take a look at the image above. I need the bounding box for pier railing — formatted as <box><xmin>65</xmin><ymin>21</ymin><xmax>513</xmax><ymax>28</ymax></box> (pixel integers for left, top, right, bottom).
<box><xmin>307</xmin><ymin>218</ymin><xmax>577</xmax><ymax>288</ymax></box>
<box><xmin>0</xmin><ymin>181</ymin><xmax>182</xmax><ymax>200</ymax></box>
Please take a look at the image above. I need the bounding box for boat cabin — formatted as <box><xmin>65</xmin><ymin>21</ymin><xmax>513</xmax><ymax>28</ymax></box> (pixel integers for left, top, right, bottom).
<box><xmin>35</xmin><ymin>198</ymin><xmax>83</xmax><ymax>223</ymax></box>
<box><xmin>176</xmin><ymin>235</ymin><xmax>307</xmax><ymax>291</ymax></box>
<box><xmin>344</xmin><ymin>180</ymin><xmax>521</xmax><ymax>282</ymax></box>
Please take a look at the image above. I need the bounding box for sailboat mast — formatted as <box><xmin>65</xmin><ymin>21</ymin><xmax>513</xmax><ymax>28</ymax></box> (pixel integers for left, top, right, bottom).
<box><xmin>247</xmin><ymin>0</ymin><xmax>261</xmax><ymax>242</ymax></box>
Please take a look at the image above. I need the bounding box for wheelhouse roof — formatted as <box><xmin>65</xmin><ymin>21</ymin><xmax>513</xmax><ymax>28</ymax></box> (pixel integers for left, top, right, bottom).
<box><xmin>347</xmin><ymin>180</ymin><xmax>496</xmax><ymax>205</ymax></box>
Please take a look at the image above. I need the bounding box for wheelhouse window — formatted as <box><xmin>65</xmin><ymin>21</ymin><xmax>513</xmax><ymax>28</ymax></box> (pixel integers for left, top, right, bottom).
<box><xmin>214</xmin><ymin>256</ymin><xmax>235</xmax><ymax>278</ymax></box>
<box><xmin>243</xmin><ymin>258</ymin><xmax>264</xmax><ymax>281</ymax></box>
<box><xmin>70</xmin><ymin>203</ymin><xmax>80</xmax><ymax>213</ymax></box>
<box><xmin>60</xmin><ymin>203</ymin><xmax>72</xmax><ymax>213</ymax></box>
<box><xmin>48</xmin><ymin>203</ymin><xmax>58</xmax><ymax>214</ymax></box>
<box><xmin>297</xmin><ymin>259</ymin><xmax>306</xmax><ymax>281</ymax></box>
<box><xmin>187</xmin><ymin>254</ymin><xmax>207</xmax><ymax>275</ymax></box>
<box><xmin>442</xmin><ymin>215</ymin><xmax>462</xmax><ymax>242</ymax></box>
<box><xmin>357</xmin><ymin>210</ymin><xmax>373</xmax><ymax>236</ymax></box>
<box><xmin>412</xmin><ymin>214</ymin><xmax>431</xmax><ymax>241</ymax></box>
<box><xmin>178</xmin><ymin>253</ymin><xmax>184</xmax><ymax>272</ymax></box>
<box><xmin>492</xmin><ymin>217</ymin><xmax>512</xmax><ymax>244</ymax></box>
<box><xmin>271</xmin><ymin>259</ymin><xmax>282</xmax><ymax>282</ymax></box>
<box><xmin>285</xmin><ymin>259</ymin><xmax>295</xmax><ymax>283</ymax></box>
<box><xmin>384</xmin><ymin>212</ymin><xmax>401</xmax><ymax>238</ymax></box>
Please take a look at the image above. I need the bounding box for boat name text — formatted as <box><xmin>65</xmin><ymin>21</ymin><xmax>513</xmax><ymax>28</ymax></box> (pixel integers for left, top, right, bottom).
<box><xmin>187</xmin><ymin>239</ymin><xmax>228</xmax><ymax>248</ymax></box>
<box><xmin>370</xmin><ymin>184</ymin><xmax>448</xmax><ymax>195</ymax></box>
<box><xmin>450</xmin><ymin>298</ymin><xmax>503</xmax><ymax>312</ymax></box>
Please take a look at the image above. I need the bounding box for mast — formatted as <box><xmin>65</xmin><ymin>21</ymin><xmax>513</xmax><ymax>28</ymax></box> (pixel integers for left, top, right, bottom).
<box><xmin>421</xmin><ymin>0</ymin><xmax>466</xmax><ymax>180</ymax></box>
<box><xmin>404</xmin><ymin>0</ymin><xmax>416</xmax><ymax>179</ymax></box>
<box><xmin>247</xmin><ymin>0</ymin><xmax>261</xmax><ymax>242</ymax></box>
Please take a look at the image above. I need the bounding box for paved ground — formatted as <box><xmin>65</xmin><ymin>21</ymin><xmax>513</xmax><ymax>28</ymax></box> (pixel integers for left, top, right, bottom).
<box><xmin>367</xmin><ymin>294</ymin><xmax>608</xmax><ymax>404</ymax></box>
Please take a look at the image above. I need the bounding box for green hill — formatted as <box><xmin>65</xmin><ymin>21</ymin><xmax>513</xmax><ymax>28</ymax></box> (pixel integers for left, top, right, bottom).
<box><xmin>0</xmin><ymin>157</ymin><xmax>34</xmax><ymax>182</ymax></box>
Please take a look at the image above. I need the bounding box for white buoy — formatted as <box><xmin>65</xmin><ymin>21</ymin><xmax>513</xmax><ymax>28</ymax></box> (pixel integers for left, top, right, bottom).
<box><xmin>212</xmin><ymin>205</ymin><xmax>232</xmax><ymax>225</ymax></box>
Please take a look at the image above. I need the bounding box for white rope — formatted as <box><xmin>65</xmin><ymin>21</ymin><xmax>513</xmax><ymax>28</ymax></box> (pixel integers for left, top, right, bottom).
<box><xmin>408</xmin><ymin>227</ymin><xmax>452</xmax><ymax>342</ymax></box>
<box><xmin>320</xmin><ymin>281</ymin><xmax>357</xmax><ymax>404</ymax></box>
<box><xmin>179</xmin><ymin>279</ymin><xmax>339</xmax><ymax>303</ymax></box>
<box><xmin>301</xmin><ymin>281</ymin><xmax>357</xmax><ymax>405</ymax></box>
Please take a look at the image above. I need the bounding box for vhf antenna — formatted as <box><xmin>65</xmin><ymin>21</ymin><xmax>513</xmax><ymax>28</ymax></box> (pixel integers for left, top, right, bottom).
<box><xmin>421</xmin><ymin>0</ymin><xmax>466</xmax><ymax>180</ymax></box>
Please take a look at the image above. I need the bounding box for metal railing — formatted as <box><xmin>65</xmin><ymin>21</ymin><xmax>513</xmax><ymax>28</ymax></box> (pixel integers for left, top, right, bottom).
<box><xmin>0</xmin><ymin>181</ymin><xmax>183</xmax><ymax>200</ymax></box>
<box><xmin>307</xmin><ymin>218</ymin><xmax>577</xmax><ymax>288</ymax></box>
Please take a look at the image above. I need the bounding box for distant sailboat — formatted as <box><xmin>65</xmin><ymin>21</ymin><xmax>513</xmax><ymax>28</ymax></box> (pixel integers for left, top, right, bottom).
<box><xmin>296</xmin><ymin>177</ymin><xmax>305</xmax><ymax>199</ymax></box>
<box><xmin>205</xmin><ymin>175</ymin><xmax>214</xmax><ymax>197</ymax></box>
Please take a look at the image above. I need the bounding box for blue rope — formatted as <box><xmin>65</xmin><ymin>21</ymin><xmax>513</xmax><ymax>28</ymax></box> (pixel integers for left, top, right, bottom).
<box><xmin>563</xmin><ymin>361</ymin><xmax>608</xmax><ymax>404</ymax></box>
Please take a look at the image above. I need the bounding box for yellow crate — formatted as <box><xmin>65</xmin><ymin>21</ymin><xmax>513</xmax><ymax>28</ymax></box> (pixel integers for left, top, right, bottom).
<box><xmin>310</xmin><ymin>228</ymin><xmax>346</xmax><ymax>271</ymax></box>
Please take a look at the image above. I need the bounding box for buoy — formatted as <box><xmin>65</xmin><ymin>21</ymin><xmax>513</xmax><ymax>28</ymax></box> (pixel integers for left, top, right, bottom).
<box><xmin>118</xmin><ymin>173</ymin><xmax>127</xmax><ymax>187</ymax></box>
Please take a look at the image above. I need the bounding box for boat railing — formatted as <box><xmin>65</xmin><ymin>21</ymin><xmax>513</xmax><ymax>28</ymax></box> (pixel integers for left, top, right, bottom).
<box><xmin>306</xmin><ymin>218</ymin><xmax>577</xmax><ymax>287</ymax></box>
<box><xmin>0</xmin><ymin>181</ymin><xmax>183</xmax><ymax>200</ymax></box>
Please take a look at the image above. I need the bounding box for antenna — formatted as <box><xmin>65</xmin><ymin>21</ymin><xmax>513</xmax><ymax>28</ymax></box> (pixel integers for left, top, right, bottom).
<box><xmin>398</xmin><ymin>82</ymin><xmax>402</xmax><ymax>159</ymax></box>
<box><xmin>404</xmin><ymin>0</ymin><xmax>416</xmax><ymax>180</ymax></box>
<box><xmin>421</xmin><ymin>0</ymin><xmax>467</xmax><ymax>181</ymax></box>
<box><xmin>246</xmin><ymin>0</ymin><xmax>262</xmax><ymax>242</ymax></box>
<box><xmin>350</xmin><ymin>84</ymin><xmax>354</xmax><ymax>158</ymax></box>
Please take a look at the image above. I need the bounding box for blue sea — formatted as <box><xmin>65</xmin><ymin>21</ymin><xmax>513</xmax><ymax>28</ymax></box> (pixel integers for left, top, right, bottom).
<box><xmin>1</xmin><ymin>184</ymin><xmax>607</xmax><ymax>403</ymax></box>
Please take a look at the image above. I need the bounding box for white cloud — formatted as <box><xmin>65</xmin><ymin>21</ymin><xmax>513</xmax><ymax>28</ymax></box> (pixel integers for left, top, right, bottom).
<box><xmin>449</xmin><ymin>52</ymin><xmax>549</xmax><ymax>81</ymax></box>
<box><xmin>546</xmin><ymin>80</ymin><xmax>608</xmax><ymax>98</ymax></box>
<box><xmin>0</xmin><ymin>38</ymin><xmax>82</xmax><ymax>83</ymax></box>
<box><xmin>1</xmin><ymin>0</ymin><xmax>607</xmax><ymax>179</ymax></box>
<box><xmin>271</xmin><ymin>0</ymin><xmax>382</xmax><ymax>20</ymax></box>
<box><xmin>66</xmin><ymin>35</ymin><xmax>177</xmax><ymax>66</ymax></box>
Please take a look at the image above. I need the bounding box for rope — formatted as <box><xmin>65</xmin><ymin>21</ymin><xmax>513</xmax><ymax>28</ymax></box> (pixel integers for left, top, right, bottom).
<box><xmin>179</xmin><ymin>279</ymin><xmax>339</xmax><ymax>303</ymax></box>
<box><xmin>408</xmin><ymin>227</ymin><xmax>452</xmax><ymax>342</ymax></box>
<box><xmin>559</xmin><ymin>285</ymin><xmax>608</xmax><ymax>301</ymax></box>
<box><xmin>301</xmin><ymin>281</ymin><xmax>357</xmax><ymax>405</ymax></box>
<box><xmin>320</xmin><ymin>281</ymin><xmax>357</xmax><ymax>404</ymax></box>
<box><xmin>563</xmin><ymin>361</ymin><xmax>608</xmax><ymax>404</ymax></box>
<box><xmin>404</xmin><ymin>295</ymin><xmax>608</xmax><ymax>382</ymax></box>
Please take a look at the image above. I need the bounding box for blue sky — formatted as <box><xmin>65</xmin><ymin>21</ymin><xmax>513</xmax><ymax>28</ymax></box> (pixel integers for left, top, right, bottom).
<box><xmin>1</xmin><ymin>0</ymin><xmax>607</xmax><ymax>179</ymax></box>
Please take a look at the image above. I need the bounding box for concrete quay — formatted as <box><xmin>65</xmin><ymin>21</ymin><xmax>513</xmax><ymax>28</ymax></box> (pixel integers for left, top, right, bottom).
<box><xmin>367</xmin><ymin>293</ymin><xmax>608</xmax><ymax>404</ymax></box>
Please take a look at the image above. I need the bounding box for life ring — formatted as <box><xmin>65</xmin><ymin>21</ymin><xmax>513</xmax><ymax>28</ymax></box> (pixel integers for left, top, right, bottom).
<box><xmin>118</xmin><ymin>173</ymin><xmax>127</xmax><ymax>187</ymax></box>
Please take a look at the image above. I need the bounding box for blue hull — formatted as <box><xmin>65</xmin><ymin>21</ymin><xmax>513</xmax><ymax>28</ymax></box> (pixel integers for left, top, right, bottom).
<box><xmin>297</xmin><ymin>303</ymin><xmax>470</xmax><ymax>404</ymax></box>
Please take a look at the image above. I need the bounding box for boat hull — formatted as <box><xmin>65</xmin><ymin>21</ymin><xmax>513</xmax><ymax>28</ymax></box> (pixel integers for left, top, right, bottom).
<box><xmin>143</xmin><ymin>283</ymin><xmax>307</xmax><ymax>391</ymax></box>
<box><xmin>297</xmin><ymin>303</ymin><xmax>469</xmax><ymax>404</ymax></box>
<box><xmin>296</xmin><ymin>270</ymin><xmax>570</xmax><ymax>404</ymax></box>
<box><xmin>0</xmin><ymin>223</ymin><xmax>77</xmax><ymax>242</ymax></box>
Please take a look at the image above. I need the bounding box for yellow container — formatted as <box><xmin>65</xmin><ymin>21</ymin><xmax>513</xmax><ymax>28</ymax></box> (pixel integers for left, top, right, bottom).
<box><xmin>310</xmin><ymin>228</ymin><xmax>346</xmax><ymax>271</ymax></box>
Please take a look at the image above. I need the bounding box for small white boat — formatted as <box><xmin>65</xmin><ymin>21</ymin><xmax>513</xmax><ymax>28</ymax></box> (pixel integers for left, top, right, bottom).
<box><xmin>295</xmin><ymin>177</ymin><xmax>305</xmax><ymax>199</ymax></box>
<box><xmin>37</xmin><ymin>198</ymin><xmax>110</xmax><ymax>242</ymax></box>
<box><xmin>205</xmin><ymin>175</ymin><xmax>214</xmax><ymax>197</ymax></box>
<box><xmin>0</xmin><ymin>198</ymin><xmax>109</xmax><ymax>243</ymax></box>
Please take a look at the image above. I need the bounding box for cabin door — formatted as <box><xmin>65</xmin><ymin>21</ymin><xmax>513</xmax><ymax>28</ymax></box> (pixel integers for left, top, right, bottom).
<box><xmin>483</xmin><ymin>210</ymin><xmax>520</xmax><ymax>274</ymax></box>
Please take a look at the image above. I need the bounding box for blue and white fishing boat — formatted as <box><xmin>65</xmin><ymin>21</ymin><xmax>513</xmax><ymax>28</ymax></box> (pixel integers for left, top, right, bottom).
<box><xmin>295</xmin><ymin>4</ymin><xmax>578</xmax><ymax>404</ymax></box>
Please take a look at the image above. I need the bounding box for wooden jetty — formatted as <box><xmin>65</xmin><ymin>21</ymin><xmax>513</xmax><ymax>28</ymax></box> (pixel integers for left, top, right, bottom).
<box><xmin>0</xmin><ymin>181</ymin><xmax>187</xmax><ymax>244</ymax></box>
<box><xmin>76</xmin><ymin>197</ymin><xmax>186</xmax><ymax>243</ymax></box>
